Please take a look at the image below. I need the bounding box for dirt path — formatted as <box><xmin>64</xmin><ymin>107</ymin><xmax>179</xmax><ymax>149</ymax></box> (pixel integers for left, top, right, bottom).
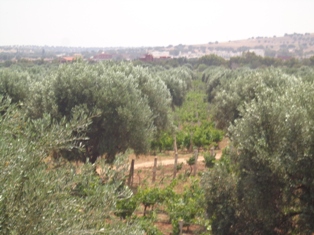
<box><xmin>131</xmin><ymin>137</ymin><xmax>228</xmax><ymax>169</ymax></box>
<box><xmin>133</xmin><ymin>151</ymin><xmax>222</xmax><ymax>169</ymax></box>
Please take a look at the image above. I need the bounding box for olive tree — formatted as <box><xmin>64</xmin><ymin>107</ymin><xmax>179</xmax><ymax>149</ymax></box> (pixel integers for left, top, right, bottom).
<box><xmin>0</xmin><ymin>69</ymin><xmax>30</xmax><ymax>103</ymax></box>
<box><xmin>157</xmin><ymin>66</ymin><xmax>193</xmax><ymax>108</ymax></box>
<box><xmin>202</xmin><ymin>78</ymin><xmax>314</xmax><ymax>234</ymax></box>
<box><xmin>0</xmin><ymin>98</ymin><xmax>144</xmax><ymax>234</ymax></box>
<box><xmin>25</xmin><ymin>61</ymin><xmax>173</xmax><ymax>163</ymax></box>
<box><xmin>209</xmin><ymin>68</ymin><xmax>297</xmax><ymax>129</ymax></box>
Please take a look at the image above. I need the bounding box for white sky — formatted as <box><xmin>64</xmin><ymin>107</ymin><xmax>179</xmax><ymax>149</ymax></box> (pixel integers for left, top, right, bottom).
<box><xmin>0</xmin><ymin>0</ymin><xmax>313</xmax><ymax>47</ymax></box>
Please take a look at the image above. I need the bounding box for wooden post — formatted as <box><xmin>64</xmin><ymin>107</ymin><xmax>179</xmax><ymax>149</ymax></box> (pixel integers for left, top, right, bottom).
<box><xmin>152</xmin><ymin>157</ymin><xmax>157</xmax><ymax>183</ymax></box>
<box><xmin>173</xmin><ymin>136</ymin><xmax>178</xmax><ymax>179</ymax></box>
<box><xmin>193</xmin><ymin>149</ymin><xmax>198</xmax><ymax>176</ymax></box>
<box><xmin>179</xmin><ymin>220</ymin><xmax>184</xmax><ymax>235</ymax></box>
<box><xmin>128</xmin><ymin>159</ymin><xmax>134</xmax><ymax>187</ymax></box>
<box><xmin>189</xmin><ymin>132</ymin><xmax>193</xmax><ymax>152</ymax></box>
<box><xmin>210</xmin><ymin>147</ymin><xmax>215</xmax><ymax>156</ymax></box>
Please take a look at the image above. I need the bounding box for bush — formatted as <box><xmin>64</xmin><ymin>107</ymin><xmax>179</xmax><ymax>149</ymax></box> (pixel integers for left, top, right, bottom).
<box><xmin>166</xmin><ymin>179</ymin><xmax>205</xmax><ymax>234</ymax></box>
<box><xmin>203</xmin><ymin>79</ymin><xmax>314</xmax><ymax>234</ymax></box>
<box><xmin>115</xmin><ymin>196</ymin><xmax>138</xmax><ymax>219</ymax></box>
<box><xmin>203</xmin><ymin>152</ymin><xmax>215</xmax><ymax>168</ymax></box>
<box><xmin>0</xmin><ymin>98</ymin><xmax>143</xmax><ymax>233</ymax></box>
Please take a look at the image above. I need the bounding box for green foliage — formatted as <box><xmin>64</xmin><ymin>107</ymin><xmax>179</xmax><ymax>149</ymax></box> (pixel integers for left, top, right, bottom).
<box><xmin>156</xmin><ymin>66</ymin><xmax>194</xmax><ymax>107</ymax></box>
<box><xmin>159</xmin><ymin>132</ymin><xmax>174</xmax><ymax>151</ymax></box>
<box><xmin>203</xmin><ymin>75</ymin><xmax>314</xmax><ymax>234</ymax></box>
<box><xmin>135</xmin><ymin>181</ymin><xmax>177</xmax><ymax>217</ymax></box>
<box><xmin>192</xmin><ymin>121</ymin><xmax>223</xmax><ymax>149</ymax></box>
<box><xmin>198</xmin><ymin>54</ymin><xmax>226</xmax><ymax>67</ymax></box>
<box><xmin>24</xmin><ymin>61</ymin><xmax>176</xmax><ymax>162</ymax></box>
<box><xmin>150</xmin><ymin>131</ymin><xmax>174</xmax><ymax>153</ymax></box>
<box><xmin>228</xmin><ymin>51</ymin><xmax>290</xmax><ymax>69</ymax></box>
<box><xmin>186</xmin><ymin>156</ymin><xmax>196</xmax><ymax>174</ymax></box>
<box><xmin>136</xmin><ymin>217</ymin><xmax>163</xmax><ymax>235</ymax></box>
<box><xmin>201</xmin><ymin>154</ymin><xmax>238</xmax><ymax>235</ymax></box>
<box><xmin>187</xmin><ymin>156</ymin><xmax>196</xmax><ymax>166</ymax></box>
<box><xmin>152</xmin><ymin>122</ymin><xmax>222</xmax><ymax>153</ymax></box>
<box><xmin>0</xmin><ymin>68</ymin><xmax>30</xmax><ymax>103</ymax></box>
<box><xmin>202</xmin><ymin>66</ymin><xmax>230</xmax><ymax>102</ymax></box>
<box><xmin>115</xmin><ymin>196</ymin><xmax>138</xmax><ymax>219</ymax></box>
<box><xmin>137</xmin><ymin>187</ymin><xmax>162</xmax><ymax>216</ymax></box>
<box><xmin>207</xmin><ymin>67</ymin><xmax>299</xmax><ymax>129</ymax></box>
<box><xmin>10</xmin><ymin>60</ymin><xmax>314</xmax><ymax>234</ymax></box>
<box><xmin>0</xmin><ymin>98</ymin><xmax>144</xmax><ymax>234</ymax></box>
<box><xmin>175</xmin><ymin>91</ymin><xmax>208</xmax><ymax>123</ymax></box>
<box><xmin>176</xmin><ymin>130</ymin><xmax>191</xmax><ymax>150</ymax></box>
<box><xmin>203</xmin><ymin>152</ymin><xmax>215</xmax><ymax>168</ymax></box>
<box><xmin>195</xmin><ymin>63</ymin><xmax>209</xmax><ymax>73</ymax></box>
<box><xmin>176</xmin><ymin>162</ymin><xmax>183</xmax><ymax>171</ymax></box>
<box><xmin>171</xmin><ymin>88</ymin><xmax>223</xmax><ymax>152</ymax></box>
<box><xmin>165</xmin><ymin>179</ymin><xmax>205</xmax><ymax>235</ymax></box>
<box><xmin>0</xmin><ymin>61</ymin><xmax>198</xmax><ymax>162</ymax></box>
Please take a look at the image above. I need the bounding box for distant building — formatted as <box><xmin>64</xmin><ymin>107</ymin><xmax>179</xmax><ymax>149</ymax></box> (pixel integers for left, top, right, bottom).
<box><xmin>139</xmin><ymin>52</ymin><xmax>171</xmax><ymax>61</ymax></box>
<box><xmin>60</xmin><ymin>54</ymin><xmax>82</xmax><ymax>63</ymax></box>
<box><xmin>60</xmin><ymin>56</ymin><xmax>75</xmax><ymax>63</ymax></box>
<box><xmin>151</xmin><ymin>51</ymin><xmax>170</xmax><ymax>59</ymax></box>
<box><xmin>139</xmin><ymin>54</ymin><xmax>154</xmax><ymax>62</ymax></box>
<box><xmin>92</xmin><ymin>53</ymin><xmax>112</xmax><ymax>61</ymax></box>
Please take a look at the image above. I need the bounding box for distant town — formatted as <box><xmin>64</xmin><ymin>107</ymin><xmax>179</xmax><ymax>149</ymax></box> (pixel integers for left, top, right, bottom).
<box><xmin>1</xmin><ymin>32</ymin><xmax>314</xmax><ymax>64</ymax></box>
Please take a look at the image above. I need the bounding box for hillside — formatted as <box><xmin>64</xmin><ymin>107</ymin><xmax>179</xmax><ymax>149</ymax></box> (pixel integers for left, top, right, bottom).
<box><xmin>164</xmin><ymin>32</ymin><xmax>314</xmax><ymax>59</ymax></box>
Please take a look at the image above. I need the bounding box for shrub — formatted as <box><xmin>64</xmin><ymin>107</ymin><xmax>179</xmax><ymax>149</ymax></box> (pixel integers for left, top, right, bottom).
<box><xmin>203</xmin><ymin>152</ymin><xmax>215</xmax><ymax>168</ymax></box>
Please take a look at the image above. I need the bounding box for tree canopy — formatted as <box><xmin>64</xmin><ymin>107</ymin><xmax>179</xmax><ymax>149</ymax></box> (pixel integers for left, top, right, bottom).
<box><xmin>1</xmin><ymin>61</ymin><xmax>193</xmax><ymax>162</ymax></box>
<box><xmin>202</xmin><ymin>67</ymin><xmax>314</xmax><ymax>234</ymax></box>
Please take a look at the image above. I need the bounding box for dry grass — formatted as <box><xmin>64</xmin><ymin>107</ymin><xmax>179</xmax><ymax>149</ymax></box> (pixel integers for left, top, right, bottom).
<box><xmin>168</xmin><ymin>33</ymin><xmax>314</xmax><ymax>57</ymax></box>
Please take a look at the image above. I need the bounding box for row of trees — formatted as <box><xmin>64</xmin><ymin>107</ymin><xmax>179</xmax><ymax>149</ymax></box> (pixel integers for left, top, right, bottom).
<box><xmin>134</xmin><ymin>52</ymin><xmax>314</xmax><ymax>74</ymax></box>
<box><xmin>0</xmin><ymin>61</ymin><xmax>196</xmax><ymax>163</ymax></box>
<box><xmin>196</xmin><ymin>52</ymin><xmax>314</xmax><ymax>69</ymax></box>
<box><xmin>203</xmin><ymin>66</ymin><xmax>300</xmax><ymax>129</ymax></box>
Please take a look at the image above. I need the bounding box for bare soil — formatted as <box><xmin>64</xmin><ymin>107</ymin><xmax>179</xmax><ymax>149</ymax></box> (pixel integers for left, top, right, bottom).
<box><xmin>126</xmin><ymin>138</ymin><xmax>229</xmax><ymax>234</ymax></box>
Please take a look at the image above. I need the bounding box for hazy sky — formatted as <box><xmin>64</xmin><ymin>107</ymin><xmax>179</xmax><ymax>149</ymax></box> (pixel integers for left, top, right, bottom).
<box><xmin>0</xmin><ymin>0</ymin><xmax>313</xmax><ymax>47</ymax></box>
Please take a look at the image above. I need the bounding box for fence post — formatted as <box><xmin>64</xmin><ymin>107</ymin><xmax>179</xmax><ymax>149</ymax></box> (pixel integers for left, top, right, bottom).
<box><xmin>173</xmin><ymin>136</ymin><xmax>178</xmax><ymax>179</ymax></box>
<box><xmin>152</xmin><ymin>157</ymin><xmax>157</xmax><ymax>183</ymax></box>
<box><xmin>210</xmin><ymin>147</ymin><xmax>215</xmax><ymax>156</ymax></box>
<box><xmin>193</xmin><ymin>149</ymin><xmax>198</xmax><ymax>176</ymax></box>
<box><xmin>179</xmin><ymin>220</ymin><xmax>184</xmax><ymax>235</ymax></box>
<box><xmin>128</xmin><ymin>159</ymin><xmax>134</xmax><ymax>187</ymax></box>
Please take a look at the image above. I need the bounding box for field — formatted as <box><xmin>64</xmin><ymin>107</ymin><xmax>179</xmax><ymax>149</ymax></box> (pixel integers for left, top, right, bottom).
<box><xmin>1</xmin><ymin>55</ymin><xmax>314</xmax><ymax>234</ymax></box>
<box><xmin>203</xmin><ymin>33</ymin><xmax>314</xmax><ymax>52</ymax></box>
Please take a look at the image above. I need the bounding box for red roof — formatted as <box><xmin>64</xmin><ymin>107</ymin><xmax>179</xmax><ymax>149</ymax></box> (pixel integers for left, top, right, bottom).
<box><xmin>60</xmin><ymin>57</ymin><xmax>75</xmax><ymax>63</ymax></box>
